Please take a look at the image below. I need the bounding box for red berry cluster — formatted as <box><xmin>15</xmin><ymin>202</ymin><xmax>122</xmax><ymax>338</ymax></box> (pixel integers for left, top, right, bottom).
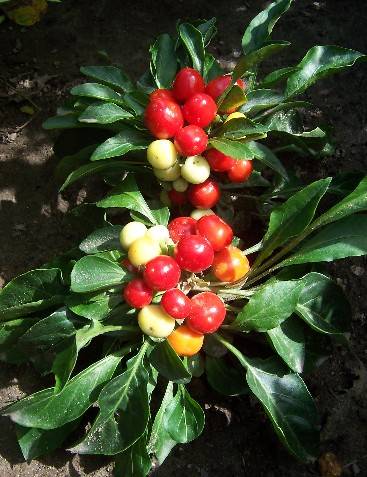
<box><xmin>144</xmin><ymin>67</ymin><xmax>253</xmax><ymax>210</ymax></box>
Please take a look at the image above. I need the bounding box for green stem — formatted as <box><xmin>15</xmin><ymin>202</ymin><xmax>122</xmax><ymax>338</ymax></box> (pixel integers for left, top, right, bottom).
<box><xmin>213</xmin><ymin>333</ymin><xmax>251</xmax><ymax>369</ymax></box>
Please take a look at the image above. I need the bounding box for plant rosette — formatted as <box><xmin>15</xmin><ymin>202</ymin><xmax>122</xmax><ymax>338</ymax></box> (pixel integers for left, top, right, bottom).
<box><xmin>1</xmin><ymin>2</ymin><xmax>367</xmax><ymax>476</ymax></box>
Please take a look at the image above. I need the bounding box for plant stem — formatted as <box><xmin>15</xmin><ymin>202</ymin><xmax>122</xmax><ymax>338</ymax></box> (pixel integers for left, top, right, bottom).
<box><xmin>213</xmin><ymin>333</ymin><xmax>251</xmax><ymax>369</ymax></box>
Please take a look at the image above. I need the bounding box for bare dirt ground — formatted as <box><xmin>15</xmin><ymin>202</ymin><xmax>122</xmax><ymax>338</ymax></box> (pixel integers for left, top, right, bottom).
<box><xmin>0</xmin><ymin>1</ymin><xmax>367</xmax><ymax>476</ymax></box>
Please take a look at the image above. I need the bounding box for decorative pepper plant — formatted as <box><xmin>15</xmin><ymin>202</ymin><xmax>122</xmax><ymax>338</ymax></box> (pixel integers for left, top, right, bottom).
<box><xmin>1</xmin><ymin>1</ymin><xmax>366</xmax><ymax>475</ymax></box>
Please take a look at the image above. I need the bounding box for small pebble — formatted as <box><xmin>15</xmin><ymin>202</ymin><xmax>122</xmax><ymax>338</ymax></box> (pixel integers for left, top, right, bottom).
<box><xmin>351</xmin><ymin>265</ymin><xmax>364</xmax><ymax>277</ymax></box>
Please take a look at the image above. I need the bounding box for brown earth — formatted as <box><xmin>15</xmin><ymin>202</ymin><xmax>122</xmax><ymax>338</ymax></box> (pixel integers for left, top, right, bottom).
<box><xmin>0</xmin><ymin>1</ymin><xmax>367</xmax><ymax>476</ymax></box>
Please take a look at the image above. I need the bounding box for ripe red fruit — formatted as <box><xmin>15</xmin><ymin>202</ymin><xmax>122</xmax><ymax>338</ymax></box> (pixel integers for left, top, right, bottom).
<box><xmin>149</xmin><ymin>88</ymin><xmax>175</xmax><ymax>102</ymax></box>
<box><xmin>174</xmin><ymin>125</ymin><xmax>208</xmax><ymax>157</ymax></box>
<box><xmin>182</xmin><ymin>93</ymin><xmax>217</xmax><ymax>128</ymax></box>
<box><xmin>227</xmin><ymin>159</ymin><xmax>253</xmax><ymax>183</ymax></box>
<box><xmin>175</xmin><ymin>235</ymin><xmax>214</xmax><ymax>273</ymax></box>
<box><xmin>205</xmin><ymin>74</ymin><xmax>246</xmax><ymax>101</ymax></box>
<box><xmin>143</xmin><ymin>255</ymin><xmax>181</xmax><ymax>291</ymax></box>
<box><xmin>168</xmin><ymin>216</ymin><xmax>197</xmax><ymax>243</ymax></box>
<box><xmin>144</xmin><ymin>99</ymin><xmax>184</xmax><ymax>139</ymax></box>
<box><xmin>187</xmin><ymin>179</ymin><xmax>221</xmax><ymax>209</ymax></box>
<box><xmin>196</xmin><ymin>215</ymin><xmax>233</xmax><ymax>252</ymax></box>
<box><xmin>212</xmin><ymin>245</ymin><xmax>250</xmax><ymax>282</ymax></box>
<box><xmin>205</xmin><ymin>148</ymin><xmax>236</xmax><ymax>172</ymax></box>
<box><xmin>186</xmin><ymin>292</ymin><xmax>226</xmax><ymax>334</ymax></box>
<box><xmin>172</xmin><ymin>67</ymin><xmax>205</xmax><ymax>103</ymax></box>
<box><xmin>120</xmin><ymin>258</ymin><xmax>138</xmax><ymax>274</ymax></box>
<box><xmin>123</xmin><ymin>278</ymin><xmax>153</xmax><ymax>308</ymax></box>
<box><xmin>161</xmin><ymin>288</ymin><xmax>192</xmax><ymax>319</ymax></box>
<box><xmin>168</xmin><ymin>189</ymin><xmax>187</xmax><ymax>206</ymax></box>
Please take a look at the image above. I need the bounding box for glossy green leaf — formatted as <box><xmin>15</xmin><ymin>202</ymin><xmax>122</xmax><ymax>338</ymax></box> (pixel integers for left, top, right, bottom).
<box><xmin>209</xmin><ymin>138</ymin><xmax>254</xmax><ymax>159</ymax></box>
<box><xmin>234</xmin><ymin>279</ymin><xmax>304</xmax><ymax>331</ymax></box>
<box><xmin>246</xmin><ymin>357</ymin><xmax>319</xmax><ymax>462</ymax></box>
<box><xmin>130</xmin><ymin>200</ymin><xmax>170</xmax><ymax>227</ymax></box>
<box><xmin>242</xmin><ymin>0</ymin><xmax>293</xmax><ymax>54</ymax></box>
<box><xmin>71</xmin><ymin>83</ymin><xmax>124</xmax><ymax>105</ymax></box>
<box><xmin>91</xmin><ymin>128</ymin><xmax>149</xmax><ymax>161</ymax></box>
<box><xmin>285</xmin><ymin>46</ymin><xmax>366</xmax><ymax>98</ymax></box>
<box><xmin>149</xmin><ymin>341</ymin><xmax>191</xmax><ymax>384</ymax></box>
<box><xmin>1</xmin><ymin>352</ymin><xmax>124</xmax><ymax>429</ymax></box>
<box><xmin>122</xmin><ymin>91</ymin><xmax>148</xmax><ymax>115</ymax></box>
<box><xmin>163</xmin><ymin>385</ymin><xmax>204</xmax><ymax>444</ymax></box>
<box><xmin>248</xmin><ymin>142</ymin><xmax>288</xmax><ymax>179</ymax></box>
<box><xmin>217</xmin><ymin>117</ymin><xmax>268</xmax><ymax>140</ymax></box>
<box><xmin>52</xmin><ymin>336</ymin><xmax>78</xmax><ymax>392</ymax></box>
<box><xmin>296</xmin><ymin>273</ymin><xmax>350</xmax><ymax>334</ymax></box>
<box><xmin>219</xmin><ymin>85</ymin><xmax>247</xmax><ymax>113</ymax></box>
<box><xmin>148</xmin><ymin>382</ymin><xmax>177</xmax><ymax>464</ymax></box>
<box><xmin>66</xmin><ymin>292</ymin><xmax>120</xmax><ymax>321</ymax></box>
<box><xmin>97</xmin><ymin>175</ymin><xmax>157</xmax><ymax>224</ymax></box>
<box><xmin>19</xmin><ymin>307</ymin><xmax>77</xmax><ymax>348</ymax></box>
<box><xmin>0</xmin><ymin>317</ymin><xmax>39</xmax><ymax>351</ymax></box>
<box><xmin>115</xmin><ymin>432</ymin><xmax>151</xmax><ymax>477</ymax></box>
<box><xmin>260</xmin><ymin>66</ymin><xmax>299</xmax><ymax>88</ymax></box>
<box><xmin>16</xmin><ymin>420</ymin><xmax>79</xmax><ymax>460</ymax></box>
<box><xmin>70</xmin><ymin>344</ymin><xmax>149</xmax><ymax>455</ymax></box>
<box><xmin>43</xmin><ymin>114</ymin><xmax>81</xmax><ymax>130</ymax></box>
<box><xmin>267</xmin><ymin>317</ymin><xmax>305</xmax><ymax>372</ymax></box>
<box><xmin>259</xmin><ymin>178</ymin><xmax>331</xmax><ymax>261</ymax></box>
<box><xmin>205</xmin><ymin>356</ymin><xmax>248</xmax><ymax>396</ymax></box>
<box><xmin>55</xmin><ymin>144</ymin><xmax>97</xmax><ymax>183</ymax></box>
<box><xmin>71</xmin><ymin>255</ymin><xmax>130</xmax><ymax>293</ymax></box>
<box><xmin>179</xmin><ymin>23</ymin><xmax>205</xmax><ymax>74</ymax></box>
<box><xmin>280</xmin><ymin>215</ymin><xmax>367</xmax><ymax>266</ymax></box>
<box><xmin>197</xmin><ymin>18</ymin><xmax>217</xmax><ymax>46</ymax></box>
<box><xmin>150</xmin><ymin>34</ymin><xmax>177</xmax><ymax>88</ymax></box>
<box><xmin>60</xmin><ymin>159</ymin><xmax>145</xmax><ymax>191</ymax></box>
<box><xmin>240</xmin><ymin>89</ymin><xmax>284</xmax><ymax>115</ymax></box>
<box><xmin>79</xmin><ymin>225</ymin><xmax>123</xmax><ymax>254</ymax></box>
<box><xmin>234</xmin><ymin>41</ymin><xmax>290</xmax><ymax>78</ymax></box>
<box><xmin>80</xmin><ymin>65</ymin><xmax>134</xmax><ymax>93</ymax></box>
<box><xmin>0</xmin><ymin>268</ymin><xmax>66</xmax><ymax>322</ymax></box>
<box><xmin>78</xmin><ymin>102</ymin><xmax>133</xmax><ymax>124</ymax></box>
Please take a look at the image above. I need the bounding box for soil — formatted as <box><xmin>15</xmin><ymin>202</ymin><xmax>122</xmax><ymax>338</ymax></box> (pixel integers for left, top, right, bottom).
<box><xmin>0</xmin><ymin>0</ymin><xmax>367</xmax><ymax>476</ymax></box>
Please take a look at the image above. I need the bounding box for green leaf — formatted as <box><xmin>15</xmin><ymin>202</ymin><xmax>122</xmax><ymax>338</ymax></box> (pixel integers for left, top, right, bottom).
<box><xmin>234</xmin><ymin>41</ymin><xmax>290</xmax><ymax>77</ymax></box>
<box><xmin>163</xmin><ymin>385</ymin><xmax>205</xmax><ymax>444</ymax></box>
<box><xmin>130</xmin><ymin>200</ymin><xmax>170</xmax><ymax>227</ymax></box>
<box><xmin>66</xmin><ymin>292</ymin><xmax>120</xmax><ymax>321</ymax></box>
<box><xmin>150</xmin><ymin>34</ymin><xmax>177</xmax><ymax>88</ymax></box>
<box><xmin>43</xmin><ymin>114</ymin><xmax>81</xmax><ymax>130</ymax></box>
<box><xmin>267</xmin><ymin>317</ymin><xmax>305</xmax><ymax>373</ymax></box>
<box><xmin>0</xmin><ymin>268</ymin><xmax>66</xmax><ymax>322</ymax></box>
<box><xmin>55</xmin><ymin>144</ymin><xmax>97</xmax><ymax>183</ymax></box>
<box><xmin>1</xmin><ymin>352</ymin><xmax>124</xmax><ymax>429</ymax></box>
<box><xmin>80</xmin><ymin>65</ymin><xmax>134</xmax><ymax>93</ymax></box>
<box><xmin>197</xmin><ymin>18</ymin><xmax>217</xmax><ymax>46</ymax></box>
<box><xmin>0</xmin><ymin>317</ymin><xmax>39</xmax><ymax>351</ymax></box>
<box><xmin>97</xmin><ymin>175</ymin><xmax>158</xmax><ymax>225</ymax></box>
<box><xmin>148</xmin><ymin>382</ymin><xmax>177</xmax><ymax>464</ymax></box>
<box><xmin>260</xmin><ymin>66</ymin><xmax>299</xmax><ymax>88</ymax></box>
<box><xmin>71</xmin><ymin>83</ymin><xmax>124</xmax><ymax>105</ymax></box>
<box><xmin>209</xmin><ymin>138</ymin><xmax>254</xmax><ymax>159</ymax></box>
<box><xmin>296</xmin><ymin>273</ymin><xmax>350</xmax><ymax>334</ymax></box>
<box><xmin>52</xmin><ymin>336</ymin><xmax>78</xmax><ymax>392</ymax></box>
<box><xmin>234</xmin><ymin>279</ymin><xmax>304</xmax><ymax>331</ymax></box>
<box><xmin>91</xmin><ymin>127</ymin><xmax>149</xmax><ymax>161</ymax></box>
<box><xmin>240</xmin><ymin>89</ymin><xmax>284</xmax><ymax>115</ymax></box>
<box><xmin>71</xmin><ymin>255</ymin><xmax>130</xmax><ymax>293</ymax></box>
<box><xmin>19</xmin><ymin>307</ymin><xmax>77</xmax><ymax>349</ymax></box>
<box><xmin>285</xmin><ymin>45</ymin><xmax>366</xmax><ymax>98</ymax></box>
<box><xmin>242</xmin><ymin>0</ymin><xmax>293</xmax><ymax>54</ymax></box>
<box><xmin>219</xmin><ymin>85</ymin><xmax>247</xmax><ymax>113</ymax></box>
<box><xmin>259</xmin><ymin>178</ymin><xmax>331</xmax><ymax>261</ymax></box>
<box><xmin>70</xmin><ymin>344</ymin><xmax>149</xmax><ymax>455</ymax></box>
<box><xmin>79</xmin><ymin>225</ymin><xmax>123</xmax><ymax>254</ymax></box>
<box><xmin>178</xmin><ymin>23</ymin><xmax>205</xmax><ymax>74</ymax></box>
<box><xmin>312</xmin><ymin>176</ymin><xmax>367</xmax><ymax>229</ymax></box>
<box><xmin>248</xmin><ymin>142</ymin><xmax>288</xmax><ymax>179</ymax></box>
<box><xmin>122</xmin><ymin>91</ymin><xmax>148</xmax><ymax>115</ymax></box>
<box><xmin>16</xmin><ymin>420</ymin><xmax>79</xmax><ymax>460</ymax></box>
<box><xmin>149</xmin><ymin>341</ymin><xmax>191</xmax><ymax>384</ymax></box>
<box><xmin>280</xmin><ymin>215</ymin><xmax>367</xmax><ymax>266</ymax></box>
<box><xmin>205</xmin><ymin>356</ymin><xmax>248</xmax><ymax>396</ymax></box>
<box><xmin>246</xmin><ymin>357</ymin><xmax>319</xmax><ymax>462</ymax></box>
<box><xmin>115</xmin><ymin>432</ymin><xmax>151</xmax><ymax>477</ymax></box>
<box><xmin>217</xmin><ymin>117</ymin><xmax>268</xmax><ymax>140</ymax></box>
<box><xmin>78</xmin><ymin>102</ymin><xmax>133</xmax><ymax>124</ymax></box>
<box><xmin>60</xmin><ymin>159</ymin><xmax>145</xmax><ymax>191</ymax></box>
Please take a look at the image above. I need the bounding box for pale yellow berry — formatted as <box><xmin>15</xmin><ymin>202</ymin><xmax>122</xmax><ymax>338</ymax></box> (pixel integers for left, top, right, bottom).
<box><xmin>181</xmin><ymin>156</ymin><xmax>210</xmax><ymax>184</ymax></box>
<box><xmin>119</xmin><ymin>221</ymin><xmax>147</xmax><ymax>250</ymax></box>
<box><xmin>138</xmin><ymin>305</ymin><xmax>176</xmax><ymax>338</ymax></box>
<box><xmin>172</xmin><ymin>177</ymin><xmax>189</xmax><ymax>192</ymax></box>
<box><xmin>190</xmin><ymin>208</ymin><xmax>215</xmax><ymax>220</ymax></box>
<box><xmin>154</xmin><ymin>162</ymin><xmax>181</xmax><ymax>181</ymax></box>
<box><xmin>128</xmin><ymin>236</ymin><xmax>161</xmax><ymax>267</ymax></box>
<box><xmin>146</xmin><ymin>225</ymin><xmax>170</xmax><ymax>244</ymax></box>
<box><xmin>147</xmin><ymin>140</ymin><xmax>178</xmax><ymax>170</ymax></box>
